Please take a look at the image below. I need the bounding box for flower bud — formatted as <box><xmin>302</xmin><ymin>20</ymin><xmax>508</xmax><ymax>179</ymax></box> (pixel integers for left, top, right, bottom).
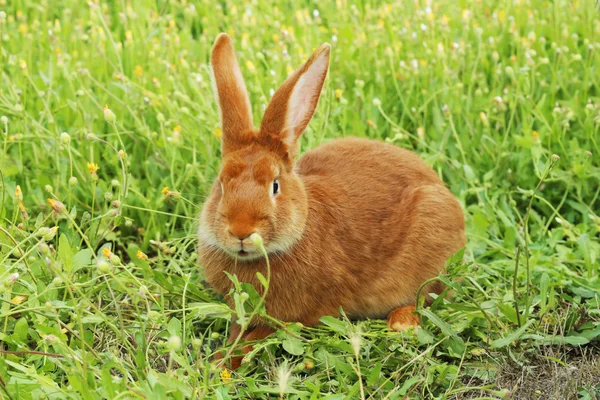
<box><xmin>15</xmin><ymin>185</ymin><xmax>23</xmax><ymax>203</ymax></box>
<box><xmin>103</xmin><ymin>105</ymin><xmax>116</xmax><ymax>123</ymax></box>
<box><xmin>38</xmin><ymin>242</ymin><xmax>50</xmax><ymax>255</ymax></box>
<box><xmin>250</xmin><ymin>233</ymin><xmax>264</xmax><ymax>248</ymax></box>
<box><xmin>109</xmin><ymin>254</ymin><xmax>121</xmax><ymax>265</ymax></box>
<box><xmin>47</xmin><ymin>198</ymin><xmax>66</xmax><ymax>213</ymax></box>
<box><xmin>69</xmin><ymin>176</ymin><xmax>78</xmax><ymax>186</ymax></box>
<box><xmin>37</xmin><ymin>226</ymin><xmax>59</xmax><ymax>241</ymax></box>
<box><xmin>479</xmin><ymin>112</ymin><xmax>489</xmax><ymax>128</ymax></box>
<box><xmin>60</xmin><ymin>132</ymin><xmax>71</xmax><ymax>144</ymax></box>
<box><xmin>3</xmin><ymin>273</ymin><xmax>19</xmax><ymax>288</ymax></box>
<box><xmin>372</xmin><ymin>98</ymin><xmax>382</xmax><ymax>107</ymax></box>
<box><xmin>97</xmin><ymin>260</ymin><xmax>112</xmax><ymax>274</ymax></box>
<box><xmin>167</xmin><ymin>335</ymin><xmax>181</xmax><ymax>351</ymax></box>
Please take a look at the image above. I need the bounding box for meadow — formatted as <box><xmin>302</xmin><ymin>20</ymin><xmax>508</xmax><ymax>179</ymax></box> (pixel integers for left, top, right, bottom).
<box><xmin>1</xmin><ymin>0</ymin><xmax>600</xmax><ymax>398</ymax></box>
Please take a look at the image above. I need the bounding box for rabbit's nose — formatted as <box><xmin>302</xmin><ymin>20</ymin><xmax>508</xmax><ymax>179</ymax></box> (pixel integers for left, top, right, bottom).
<box><xmin>227</xmin><ymin>226</ymin><xmax>254</xmax><ymax>241</ymax></box>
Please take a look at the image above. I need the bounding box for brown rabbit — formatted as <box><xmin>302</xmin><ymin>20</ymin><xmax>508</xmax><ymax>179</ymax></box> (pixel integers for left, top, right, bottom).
<box><xmin>199</xmin><ymin>33</ymin><xmax>465</xmax><ymax>368</ymax></box>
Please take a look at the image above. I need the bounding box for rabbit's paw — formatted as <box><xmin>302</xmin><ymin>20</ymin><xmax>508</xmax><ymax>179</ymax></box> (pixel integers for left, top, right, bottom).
<box><xmin>387</xmin><ymin>305</ymin><xmax>419</xmax><ymax>331</ymax></box>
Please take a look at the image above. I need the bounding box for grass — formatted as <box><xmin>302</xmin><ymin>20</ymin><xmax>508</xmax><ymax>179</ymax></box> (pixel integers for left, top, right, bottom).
<box><xmin>1</xmin><ymin>0</ymin><xmax>599</xmax><ymax>398</ymax></box>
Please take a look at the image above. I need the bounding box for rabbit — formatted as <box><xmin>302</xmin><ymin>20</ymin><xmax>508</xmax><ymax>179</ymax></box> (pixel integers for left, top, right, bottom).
<box><xmin>198</xmin><ymin>33</ymin><xmax>466</xmax><ymax>369</ymax></box>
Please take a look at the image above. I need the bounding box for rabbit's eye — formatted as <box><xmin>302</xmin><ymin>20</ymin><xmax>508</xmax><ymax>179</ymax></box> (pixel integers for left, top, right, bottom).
<box><xmin>271</xmin><ymin>179</ymin><xmax>280</xmax><ymax>196</ymax></box>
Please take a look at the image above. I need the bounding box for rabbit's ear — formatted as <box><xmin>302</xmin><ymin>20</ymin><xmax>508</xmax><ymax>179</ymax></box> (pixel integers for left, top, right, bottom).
<box><xmin>260</xmin><ymin>43</ymin><xmax>330</xmax><ymax>159</ymax></box>
<box><xmin>211</xmin><ymin>33</ymin><xmax>254</xmax><ymax>156</ymax></box>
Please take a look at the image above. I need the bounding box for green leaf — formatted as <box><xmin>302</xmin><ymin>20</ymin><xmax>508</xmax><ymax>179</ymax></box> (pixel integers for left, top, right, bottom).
<box><xmin>419</xmin><ymin>309</ymin><xmax>458</xmax><ymax>338</ymax></box>
<box><xmin>256</xmin><ymin>272</ymin><xmax>268</xmax><ymax>289</ymax></box>
<box><xmin>543</xmin><ymin>335</ymin><xmax>589</xmax><ymax>346</ymax></box>
<box><xmin>167</xmin><ymin>317</ymin><xmax>182</xmax><ymax>336</ymax></box>
<box><xmin>282</xmin><ymin>335</ymin><xmax>305</xmax><ymax>356</ymax></box>
<box><xmin>188</xmin><ymin>303</ymin><xmax>231</xmax><ymax>320</ymax></box>
<box><xmin>540</xmin><ymin>273</ymin><xmax>550</xmax><ymax>314</ymax></box>
<box><xmin>319</xmin><ymin>316</ymin><xmax>347</xmax><ymax>334</ymax></box>
<box><xmin>72</xmin><ymin>248</ymin><xmax>93</xmax><ymax>271</ymax></box>
<box><xmin>398</xmin><ymin>375</ymin><xmax>423</xmax><ymax>396</ymax></box>
<box><xmin>58</xmin><ymin>234</ymin><xmax>73</xmax><ymax>272</ymax></box>
<box><xmin>13</xmin><ymin>317</ymin><xmax>29</xmax><ymax>343</ymax></box>
<box><xmin>367</xmin><ymin>362</ymin><xmax>383</xmax><ymax>386</ymax></box>
<box><xmin>81</xmin><ymin>314</ymin><xmax>105</xmax><ymax>324</ymax></box>
<box><xmin>491</xmin><ymin>319</ymin><xmax>535</xmax><ymax>348</ymax></box>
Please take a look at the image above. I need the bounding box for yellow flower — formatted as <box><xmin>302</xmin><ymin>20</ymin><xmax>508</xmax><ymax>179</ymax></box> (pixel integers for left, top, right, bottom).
<box><xmin>102</xmin><ymin>248</ymin><xmax>112</xmax><ymax>258</ymax></box>
<box><xmin>173</xmin><ymin>125</ymin><xmax>182</xmax><ymax>133</ymax></box>
<box><xmin>161</xmin><ymin>186</ymin><xmax>169</xmax><ymax>195</ymax></box>
<box><xmin>335</xmin><ymin>89</ymin><xmax>343</xmax><ymax>100</ymax></box>
<box><xmin>245</xmin><ymin>60</ymin><xmax>256</xmax><ymax>73</ymax></box>
<box><xmin>220</xmin><ymin>368</ymin><xmax>232</xmax><ymax>383</ymax></box>
<box><xmin>12</xmin><ymin>295</ymin><xmax>27</xmax><ymax>305</ymax></box>
<box><xmin>136</xmin><ymin>250</ymin><xmax>148</xmax><ymax>260</ymax></box>
<box><xmin>214</xmin><ymin>128</ymin><xmax>222</xmax><ymax>140</ymax></box>
<box><xmin>47</xmin><ymin>198</ymin><xmax>66</xmax><ymax>214</ymax></box>
<box><xmin>87</xmin><ymin>162</ymin><xmax>100</xmax><ymax>174</ymax></box>
<box><xmin>134</xmin><ymin>65</ymin><xmax>143</xmax><ymax>76</ymax></box>
<box><xmin>366</xmin><ymin>120</ymin><xmax>377</xmax><ymax>129</ymax></box>
<box><xmin>532</xmin><ymin>130</ymin><xmax>540</xmax><ymax>140</ymax></box>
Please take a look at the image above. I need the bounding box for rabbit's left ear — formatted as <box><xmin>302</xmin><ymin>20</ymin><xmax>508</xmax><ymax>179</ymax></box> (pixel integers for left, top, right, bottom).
<box><xmin>260</xmin><ymin>44</ymin><xmax>330</xmax><ymax>159</ymax></box>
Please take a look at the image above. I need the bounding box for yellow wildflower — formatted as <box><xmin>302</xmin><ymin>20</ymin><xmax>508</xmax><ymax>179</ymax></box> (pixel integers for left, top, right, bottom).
<box><xmin>214</xmin><ymin>128</ymin><xmax>222</xmax><ymax>140</ymax></box>
<box><xmin>335</xmin><ymin>89</ymin><xmax>343</xmax><ymax>100</ymax></box>
<box><xmin>136</xmin><ymin>250</ymin><xmax>148</xmax><ymax>260</ymax></box>
<box><xmin>161</xmin><ymin>187</ymin><xmax>169</xmax><ymax>195</ymax></box>
<box><xmin>134</xmin><ymin>65</ymin><xmax>143</xmax><ymax>76</ymax></box>
<box><xmin>12</xmin><ymin>295</ymin><xmax>27</xmax><ymax>305</ymax></box>
<box><xmin>102</xmin><ymin>248</ymin><xmax>112</xmax><ymax>258</ymax></box>
<box><xmin>47</xmin><ymin>198</ymin><xmax>66</xmax><ymax>214</ymax></box>
<box><xmin>87</xmin><ymin>162</ymin><xmax>100</xmax><ymax>174</ymax></box>
<box><xmin>366</xmin><ymin>120</ymin><xmax>377</xmax><ymax>129</ymax></box>
<box><xmin>220</xmin><ymin>368</ymin><xmax>232</xmax><ymax>383</ymax></box>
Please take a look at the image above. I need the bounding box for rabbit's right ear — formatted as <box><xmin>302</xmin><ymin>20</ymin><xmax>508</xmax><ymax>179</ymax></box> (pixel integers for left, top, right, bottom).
<box><xmin>211</xmin><ymin>33</ymin><xmax>254</xmax><ymax>156</ymax></box>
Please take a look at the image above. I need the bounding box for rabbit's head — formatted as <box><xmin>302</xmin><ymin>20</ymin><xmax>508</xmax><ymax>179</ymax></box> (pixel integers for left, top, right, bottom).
<box><xmin>198</xmin><ymin>34</ymin><xmax>330</xmax><ymax>261</ymax></box>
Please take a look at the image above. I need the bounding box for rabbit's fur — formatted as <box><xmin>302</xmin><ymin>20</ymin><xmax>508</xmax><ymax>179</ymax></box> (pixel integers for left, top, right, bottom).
<box><xmin>199</xmin><ymin>34</ymin><xmax>465</xmax><ymax>368</ymax></box>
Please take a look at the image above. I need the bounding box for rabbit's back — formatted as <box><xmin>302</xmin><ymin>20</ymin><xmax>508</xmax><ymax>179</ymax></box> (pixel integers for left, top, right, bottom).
<box><xmin>291</xmin><ymin>137</ymin><xmax>465</xmax><ymax>320</ymax></box>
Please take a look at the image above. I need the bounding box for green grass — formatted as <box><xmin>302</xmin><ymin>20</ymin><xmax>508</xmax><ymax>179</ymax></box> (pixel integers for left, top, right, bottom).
<box><xmin>1</xmin><ymin>0</ymin><xmax>600</xmax><ymax>398</ymax></box>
